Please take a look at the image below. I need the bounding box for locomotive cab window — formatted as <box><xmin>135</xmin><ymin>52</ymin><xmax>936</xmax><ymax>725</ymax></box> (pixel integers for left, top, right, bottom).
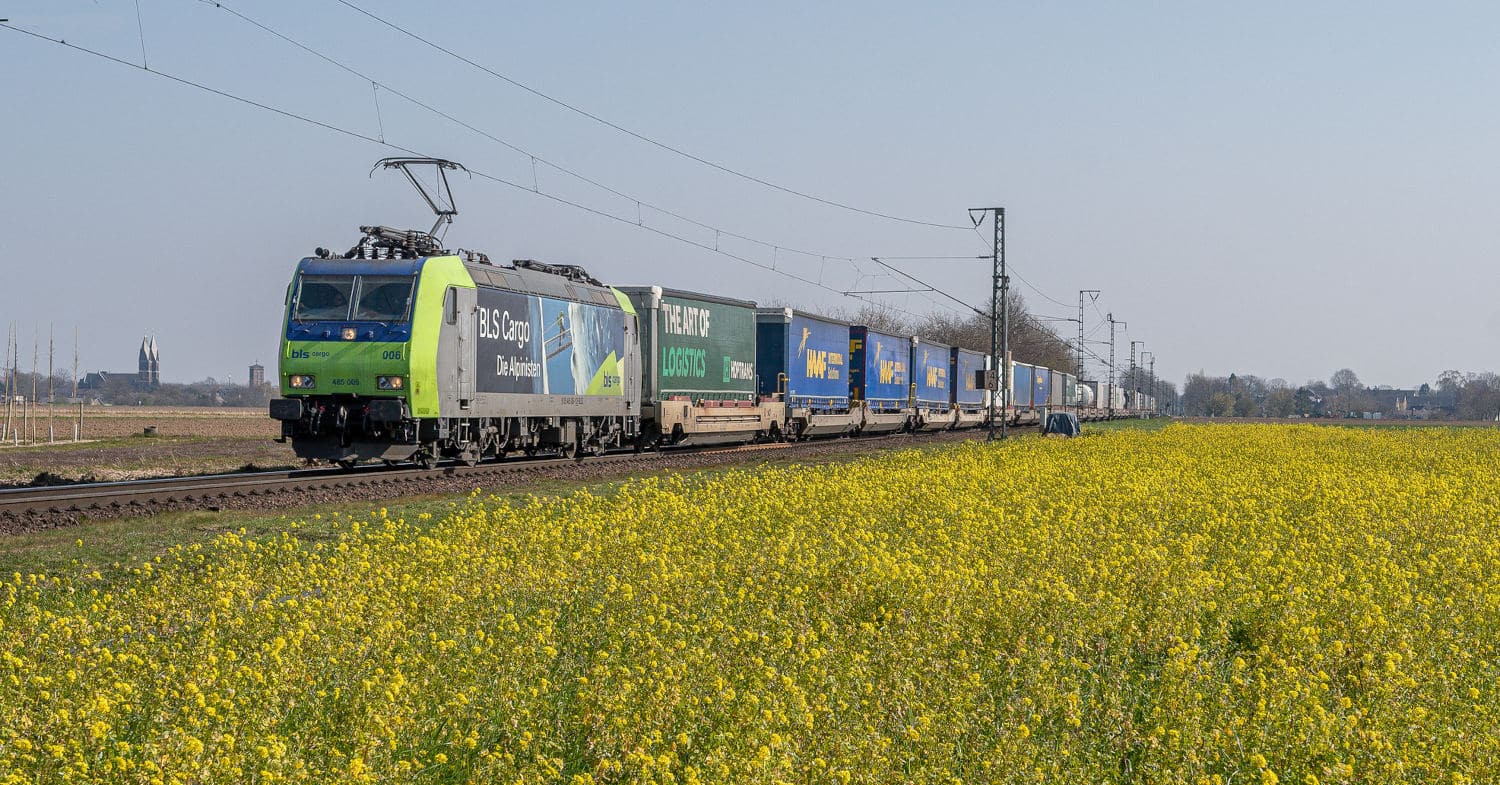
<box><xmin>292</xmin><ymin>275</ymin><xmax>355</xmax><ymax>321</ymax></box>
<box><xmin>353</xmin><ymin>276</ymin><xmax>416</xmax><ymax>322</ymax></box>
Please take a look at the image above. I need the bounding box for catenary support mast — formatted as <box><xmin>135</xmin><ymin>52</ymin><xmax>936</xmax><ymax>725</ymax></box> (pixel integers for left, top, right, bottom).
<box><xmin>1107</xmin><ymin>314</ymin><xmax>1125</xmax><ymax>418</ymax></box>
<box><xmin>1078</xmin><ymin>290</ymin><xmax>1098</xmax><ymax>415</ymax></box>
<box><xmin>971</xmin><ymin>207</ymin><xmax>1007</xmax><ymax>440</ymax></box>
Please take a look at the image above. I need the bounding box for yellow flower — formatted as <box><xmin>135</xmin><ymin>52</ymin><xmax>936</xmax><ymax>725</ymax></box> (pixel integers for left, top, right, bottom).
<box><xmin>1</xmin><ymin>425</ymin><xmax>1495</xmax><ymax>781</ymax></box>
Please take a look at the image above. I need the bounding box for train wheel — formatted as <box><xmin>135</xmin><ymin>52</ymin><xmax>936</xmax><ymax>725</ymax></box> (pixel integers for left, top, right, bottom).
<box><xmin>336</xmin><ymin>459</ymin><xmax>356</xmax><ymax>470</ymax></box>
<box><xmin>415</xmin><ymin>451</ymin><xmax>437</xmax><ymax>470</ymax></box>
<box><xmin>558</xmin><ymin>441</ymin><xmax>579</xmax><ymax>462</ymax></box>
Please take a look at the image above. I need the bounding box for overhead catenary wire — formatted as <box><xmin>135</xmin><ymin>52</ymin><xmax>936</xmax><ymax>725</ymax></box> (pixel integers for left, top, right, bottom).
<box><xmin>1016</xmin><ymin>271</ymin><xmax>1140</xmax><ymax>376</ymax></box>
<box><xmin>1010</xmin><ymin>268</ymin><xmax>1076</xmax><ymax>310</ymax></box>
<box><xmin>188</xmin><ymin>0</ymin><xmax>871</xmax><ymax>268</ymax></box>
<box><xmin>869</xmin><ymin>258</ymin><xmax>985</xmax><ymax>317</ymax></box>
<box><xmin>0</xmin><ymin>21</ymin><xmax>939</xmax><ymax>322</ymax></box>
<box><xmin>132</xmin><ymin>0</ymin><xmax>149</xmax><ymax>68</ymax></box>
<box><xmin>863</xmin><ymin>255</ymin><xmax>989</xmax><ymax>261</ymax></box>
<box><xmin>200</xmin><ymin>0</ymin><xmax>1007</xmax><ymax>310</ymax></box>
<box><xmin>328</xmin><ymin>0</ymin><xmax>972</xmax><ymax>232</ymax></box>
<box><xmin>24</xmin><ymin>6</ymin><xmax>1094</xmax><ymax>347</ymax></box>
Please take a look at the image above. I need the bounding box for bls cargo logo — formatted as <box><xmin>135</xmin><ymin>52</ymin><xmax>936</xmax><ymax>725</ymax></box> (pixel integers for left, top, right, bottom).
<box><xmin>478</xmin><ymin>307</ymin><xmax>532</xmax><ymax>349</ymax></box>
<box><xmin>290</xmin><ymin>349</ymin><xmax>309</xmax><ymax>359</ymax></box>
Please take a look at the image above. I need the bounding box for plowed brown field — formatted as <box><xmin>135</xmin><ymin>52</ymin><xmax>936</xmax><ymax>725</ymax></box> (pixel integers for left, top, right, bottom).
<box><xmin>0</xmin><ymin>406</ymin><xmax>292</xmax><ymax>485</ymax></box>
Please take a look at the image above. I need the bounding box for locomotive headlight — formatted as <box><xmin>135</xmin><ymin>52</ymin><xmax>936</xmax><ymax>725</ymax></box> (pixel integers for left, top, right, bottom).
<box><xmin>342</xmin><ymin>327</ymin><xmax>357</xmax><ymax>341</ymax></box>
<box><xmin>376</xmin><ymin>375</ymin><xmax>404</xmax><ymax>390</ymax></box>
<box><xmin>288</xmin><ymin>374</ymin><xmax>316</xmax><ymax>389</ymax></box>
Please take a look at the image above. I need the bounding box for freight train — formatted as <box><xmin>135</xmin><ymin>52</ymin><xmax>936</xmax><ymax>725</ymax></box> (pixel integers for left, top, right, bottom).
<box><xmin>270</xmin><ymin>170</ymin><xmax>1155</xmax><ymax>467</ymax></box>
<box><xmin>270</xmin><ymin>241</ymin><xmax>1156</xmax><ymax>467</ymax></box>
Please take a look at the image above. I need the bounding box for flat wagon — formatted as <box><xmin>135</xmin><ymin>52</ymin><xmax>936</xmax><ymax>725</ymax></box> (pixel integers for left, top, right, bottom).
<box><xmin>911</xmin><ymin>338</ymin><xmax>955</xmax><ymax>430</ymax></box>
<box><xmin>619</xmin><ymin>285</ymin><xmax>780</xmax><ymax>446</ymax></box>
<box><xmin>951</xmin><ymin>347</ymin><xmax>990</xmax><ymax>429</ymax></box>
<box><xmin>755</xmin><ymin>308</ymin><xmax>858</xmax><ymax>439</ymax></box>
<box><xmin>848</xmin><ymin>326</ymin><xmax>913</xmax><ymax>434</ymax></box>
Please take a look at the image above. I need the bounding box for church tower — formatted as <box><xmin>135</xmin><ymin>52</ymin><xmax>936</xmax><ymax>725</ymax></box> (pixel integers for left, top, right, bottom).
<box><xmin>137</xmin><ymin>335</ymin><xmax>161</xmax><ymax>388</ymax></box>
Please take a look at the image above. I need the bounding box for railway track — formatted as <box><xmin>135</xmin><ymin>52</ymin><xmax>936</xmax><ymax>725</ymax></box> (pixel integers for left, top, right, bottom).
<box><xmin>0</xmin><ymin>450</ymin><xmax>661</xmax><ymax>530</ymax></box>
<box><xmin>0</xmin><ymin>424</ymin><xmax>1046</xmax><ymax>532</ymax></box>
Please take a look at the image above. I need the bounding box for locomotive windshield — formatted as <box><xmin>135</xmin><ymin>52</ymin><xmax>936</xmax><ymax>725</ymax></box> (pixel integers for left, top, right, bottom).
<box><xmin>353</xmin><ymin>276</ymin><xmax>416</xmax><ymax>321</ymax></box>
<box><xmin>293</xmin><ymin>275</ymin><xmax>355</xmax><ymax>321</ymax></box>
<box><xmin>292</xmin><ymin>274</ymin><xmax>415</xmax><ymax>322</ymax></box>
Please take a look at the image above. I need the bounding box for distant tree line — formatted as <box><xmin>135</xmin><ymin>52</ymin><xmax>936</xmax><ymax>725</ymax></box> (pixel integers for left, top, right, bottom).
<box><xmin>0</xmin><ymin>368</ymin><xmax>276</xmax><ymax>409</ymax></box>
<box><xmin>1434</xmin><ymin>371</ymin><xmax>1500</xmax><ymax>420</ymax></box>
<box><xmin>89</xmin><ymin>375</ymin><xmax>277</xmax><ymax>408</ymax></box>
<box><xmin>1181</xmin><ymin>367</ymin><xmax>1500</xmax><ymax>420</ymax></box>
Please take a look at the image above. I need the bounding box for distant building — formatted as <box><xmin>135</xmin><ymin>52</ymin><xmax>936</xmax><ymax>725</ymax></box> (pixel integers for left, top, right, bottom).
<box><xmin>1366</xmin><ymin>388</ymin><xmax>1412</xmax><ymax>414</ymax></box>
<box><xmin>79</xmin><ymin>372</ymin><xmax>103</xmax><ymax>391</ymax></box>
<box><xmin>79</xmin><ymin>336</ymin><xmax>162</xmax><ymax>394</ymax></box>
<box><xmin>137</xmin><ymin>335</ymin><xmax>160</xmax><ymax>389</ymax></box>
<box><xmin>80</xmin><ymin>370</ymin><xmax>143</xmax><ymax>392</ymax></box>
<box><xmin>1364</xmin><ymin>387</ymin><xmax>1457</xmax><ymax>418</ymax></box>
<box><xmin>248</xmin><ymin>362</ymin><xmax>265</xmax><ymax>387</ymax></box>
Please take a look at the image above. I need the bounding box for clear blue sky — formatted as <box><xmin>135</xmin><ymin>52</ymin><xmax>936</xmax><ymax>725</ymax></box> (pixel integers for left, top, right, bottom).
<box><xmin>3</xmin><ymin>1</ymin><xmax>1496</xmax><ymax>388</ymax></box>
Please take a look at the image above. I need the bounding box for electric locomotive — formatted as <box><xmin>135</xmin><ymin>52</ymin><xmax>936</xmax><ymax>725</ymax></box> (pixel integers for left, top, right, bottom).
<box><xmin>271</xmin><ymin>226</ymin><xmax>641</xmax><ymax>466</ymax></box>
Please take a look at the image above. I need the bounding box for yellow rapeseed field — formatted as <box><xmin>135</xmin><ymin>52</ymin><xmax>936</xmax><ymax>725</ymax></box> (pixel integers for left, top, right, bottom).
<box><xmin>2</xmin><ymin>424</ymin><xmax>1499</xmax><ymax>783</ymax></box>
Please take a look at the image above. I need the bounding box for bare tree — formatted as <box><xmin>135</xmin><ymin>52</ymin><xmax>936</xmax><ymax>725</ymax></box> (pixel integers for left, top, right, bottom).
<box><xmin>1182</xmin><ymin>373</ymin><xmax>1231</xmax><ymax>416</ymax></box>
<box><xmin>1456</xmin><ymin>372</ymin><xmax>1500</xmax><ymax>420</ymax></box>
<box><xmin>1330</xmin><ymin>368</ymin><xmax>1362</xmax><ymax>396</ymax></box>
<box><xmin>825</xmin><ymin>303</ymin><xmax>913</xmax><ymax>337</ymax></box>
<box><xmin>1265</xmin><ymin>388</ymin><xmax>1297</xmax><ymax>418</ymax></box>
<box><xmin>1206</xmin><ymin>392</ymin><xmax>1235</xmax><ymax>416</ymax></box>
<box><xmin>1325</xmin><ymin>368</ymin><xmax>1369</xmax><ymax>416</ymax></box>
